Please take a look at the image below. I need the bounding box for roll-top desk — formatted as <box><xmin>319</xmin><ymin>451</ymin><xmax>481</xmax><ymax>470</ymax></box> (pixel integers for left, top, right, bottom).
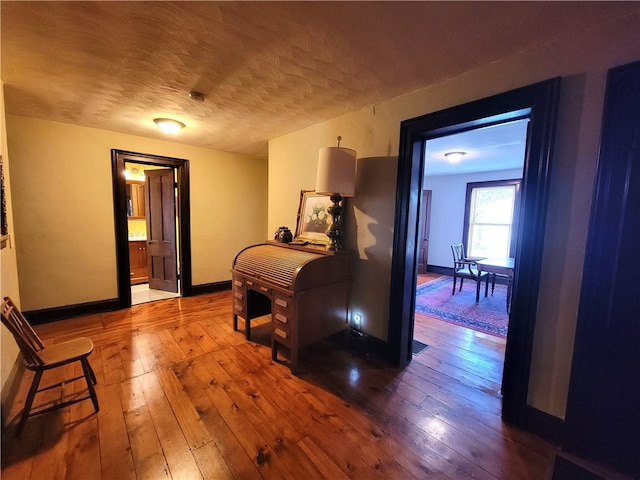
<box><xmin>231</xmin><ymin>242</ymin><xmax>351</xmax><ymax>373</ymax></box>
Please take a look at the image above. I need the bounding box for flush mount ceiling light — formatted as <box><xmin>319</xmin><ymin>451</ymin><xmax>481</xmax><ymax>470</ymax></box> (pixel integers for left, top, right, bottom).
<box><xmin>153</xmin><ymin>118</ymin><xmax>185</xmax><ymax>134</ymax></box>
<box><xmin>444</xmin><ymin>151</ymin><xmax>467</xmax><ymax>163</ymax></box>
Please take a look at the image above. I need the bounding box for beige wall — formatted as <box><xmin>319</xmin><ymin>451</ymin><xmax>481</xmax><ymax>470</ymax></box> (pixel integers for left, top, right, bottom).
<box><xmin>268</xmin><ymin>13</ymin><xmax>640</xmax><ymax>418</ymax></box>
<box><xmin>1</xmin><ymin>84</ymin><xmax>21</xmax><ymax>392</ymax></box>
<box><xmin>6</xmin><ymin>115</ymin><xmax>268</xmax><ymax>311</ymax></box>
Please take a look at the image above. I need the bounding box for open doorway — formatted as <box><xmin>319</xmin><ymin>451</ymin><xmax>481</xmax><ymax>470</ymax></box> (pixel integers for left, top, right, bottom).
<box><xmin>415</xmin><ymin>120</ymin><xmax>527</xmax><ymax>341</ymax></box>
<box><xmin>125</xmin><ymin>162</ymin><xmax>181</xmax><ymax>305</ymax></box>
<box><xmin>388</xmin><ymin>78</ymin><xmax>561</xmax><ymax>429</ymax></box>
<box><xmin>111</xmin><ymin>150</ymin><xmax>192</xmax><ymax>308</ymax></box>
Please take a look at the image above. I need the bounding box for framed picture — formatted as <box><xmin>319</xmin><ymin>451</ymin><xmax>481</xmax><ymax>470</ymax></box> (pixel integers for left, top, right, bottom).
<box><xmin>1</xmin><ymin>155</ymin><xmax>8</xmax><ymax>249</ymax></box>
<box><xmin>294</xmin><ymin>190</ymin><xmax>333</xmax><ymax>245</ymax></box>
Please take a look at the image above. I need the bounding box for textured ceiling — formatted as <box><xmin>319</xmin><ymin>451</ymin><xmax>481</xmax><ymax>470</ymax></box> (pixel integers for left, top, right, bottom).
<box><xmin>1</xmin><ymin>2</ymin><xmax>637</xmax><ymax>157</ymax></box>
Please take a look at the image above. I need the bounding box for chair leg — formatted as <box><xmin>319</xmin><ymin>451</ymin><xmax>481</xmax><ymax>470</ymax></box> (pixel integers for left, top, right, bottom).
<box><xmin>87</xmin><ymin>361</ymin><xmax>97</xmax><ymax>385</ymax></box>
<box><xmin>18</xmin><ymin>370</ymin><xmax>43</xmax><ymax>436</ymax></box>
<box><xmin>459</xmin><ymin>278</ymin><xmax>464</xmax><ymax>292</ymax></box>
<box><xmin>81</xmin><ymin>358</ymin><xmax>99</xmax><ymax>413</ymax></box>
<box><xmin>452</xmin><ymin>274</ymin><xmax>457</xmax><ymax>295</ymax></box>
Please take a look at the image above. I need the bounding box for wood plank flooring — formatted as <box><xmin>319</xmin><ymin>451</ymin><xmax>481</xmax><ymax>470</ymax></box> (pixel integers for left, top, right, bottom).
<box><xmin>1</xmin><ymin>289</ymin><xmax>568</xmax><ymax>479</ymax></box>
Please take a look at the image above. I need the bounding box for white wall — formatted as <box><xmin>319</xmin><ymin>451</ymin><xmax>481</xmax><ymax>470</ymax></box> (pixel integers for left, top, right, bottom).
<box><xmin>6</xmin><ymin>116</ymin><xmax>268</xmax><ymax>311</ymax></box>
<box><xmin>268</xmin><ymin>13</ymin><xmax>640</xmax><ymax>419</ymax></box>
<box><xmin>425</xmin><ymin>169</ymin><xmax>523</xmax><ymax>268</ymax></box>
<box><xmin>0</xmin><ymin>84</ymin><xmax>21</xmax><ymax>397</ymax></box>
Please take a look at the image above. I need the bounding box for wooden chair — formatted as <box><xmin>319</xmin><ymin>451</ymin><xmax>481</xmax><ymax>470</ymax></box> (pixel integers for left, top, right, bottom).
<box><xmin>1</xmin><ymin>297</ymin><xmax>99</xmax><ymax>435</ymax></box>
<box><xmin>450</xmin><ymin>243</ymin><xmax>489</xmax><ymax>302</ymax></box>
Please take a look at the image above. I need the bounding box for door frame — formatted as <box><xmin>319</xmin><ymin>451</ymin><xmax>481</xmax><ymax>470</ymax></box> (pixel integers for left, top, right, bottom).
<box><xmin>388</xmin><ymin>78</ymin><xmax>561</xmax><ymax>428</ymax></box>
<box><xmin>416</xmin><ymin>189</ymin><xmax>431</xmax><ymax>274</ymax></box>
<box><xmin>564</xmin><ymin>60</ymin><xmax>640</xmax><ymax>477</ymax></box>
<box><xmin>111</xmin><ymin>149</ymin><xmax>192</xmax><ymax>308</ymax></box>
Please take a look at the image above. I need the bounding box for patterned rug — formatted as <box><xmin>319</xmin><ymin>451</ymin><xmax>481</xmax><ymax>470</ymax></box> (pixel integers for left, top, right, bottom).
<box><xmin>415</xmin><ymin>276</ymin><xmax>509</xmax><ymax>337</ymax></box>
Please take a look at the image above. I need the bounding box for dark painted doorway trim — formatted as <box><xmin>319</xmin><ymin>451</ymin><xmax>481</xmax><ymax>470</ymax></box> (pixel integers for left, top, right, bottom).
<box><xmin>111</xmin><ymin>150</ymin><xmax>192</xmax><ymax>308</ymax></box>
<box><xmin>388</xmin><ymin>78</ymin><xmax>561</xmax><ymax>428</ymax></box>
<box><xmin>564</xmin><ymin>60</ymin><xmax>640</xmax><ymax>478</ymax></box>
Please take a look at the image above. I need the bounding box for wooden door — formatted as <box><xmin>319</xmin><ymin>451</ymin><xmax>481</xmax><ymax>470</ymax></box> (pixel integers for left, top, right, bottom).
<box><xmin>417</xmin><ymin>190</ymin><xmax>432</xmax><ymax>274</ymax></box>
<box><xmin>145</xmin><ymin>169</ymin><xmax>178</xmax><ymax>292</ymax></box>
<box><xmin>565</xmin><ymin>60</ymin><xmax>640</xmax><ymax>478</ymax></box>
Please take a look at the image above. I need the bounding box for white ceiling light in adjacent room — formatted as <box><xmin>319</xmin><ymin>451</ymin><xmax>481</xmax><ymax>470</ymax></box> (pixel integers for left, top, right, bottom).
<box><xmin>444</xmin><ymin>152</ymin><xmax>467</xmax><ymax>163</ymax></box>
<box><xmin>444</xmin><ymin>151</ymin><xmax>467</xmax><ymax>163</ymax></box>
<box><xmin>153</xmin><ymin>118</ymin><xmax>185</xmax><ymax>134</ymax></box>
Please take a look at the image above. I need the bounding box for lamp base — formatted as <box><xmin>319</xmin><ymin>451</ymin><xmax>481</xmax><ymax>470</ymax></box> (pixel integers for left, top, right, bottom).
<box><xmin>325</xmin><ymin>193</ymin><xmax>344</xmax><ymax>251</ymax></box>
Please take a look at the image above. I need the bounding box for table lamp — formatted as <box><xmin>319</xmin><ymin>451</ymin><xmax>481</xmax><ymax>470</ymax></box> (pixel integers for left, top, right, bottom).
<box><xmin>315</xmin><ymin>136</ymin><xmax>357</xmax><ymax>251</ymax></box>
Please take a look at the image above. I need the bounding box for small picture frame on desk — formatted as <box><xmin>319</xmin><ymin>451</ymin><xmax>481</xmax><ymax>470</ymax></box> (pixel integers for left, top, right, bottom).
<box><xmin>293</xmin><ymin>190</ymin><xmax>332</xmax><ymax>246</ymax></box>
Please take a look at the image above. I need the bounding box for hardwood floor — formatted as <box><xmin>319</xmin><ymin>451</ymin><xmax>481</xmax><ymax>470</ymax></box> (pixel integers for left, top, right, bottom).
<box><xmin>0</xmin><ymin>290</ymin><xmax>572</xmax><ymax>479</ymax></box>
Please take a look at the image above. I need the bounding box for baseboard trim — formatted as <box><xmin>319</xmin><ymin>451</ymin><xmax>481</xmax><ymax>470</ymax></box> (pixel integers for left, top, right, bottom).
<box><xmin>23</xmin><ymin>282</ymin><xmax>233</xmax><ymax>324</ymax></box>
<box><xmin>427</xmin><ymin>265</ymin><xmax>451</xmax><ymax>276</ymax></box>
<box><xmin>525</xmin><ymin>405</ymin><xmax>564</xmax><ymax>444</ymax></box>
<box><xmin>25</xmin><ymin>298</ymin><xmax>122</xmax><ymax>325</ymax></box>
<box><xmin>1</xmin><ymin>358</ymin><xmax>24</xmax><ymax>431</ymax></box>
<box><xmin>190</xmin><ymin>281</ymin><xmax>231</xmax><ymax>296</ymax></box>
<box><xmin>348</xmin><ymin>327</ymin><xmax>389</xmax><ymax>360</ymax></box>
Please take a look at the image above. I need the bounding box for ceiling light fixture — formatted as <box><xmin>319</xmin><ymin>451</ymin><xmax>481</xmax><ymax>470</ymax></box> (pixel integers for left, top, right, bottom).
<box><xmin>444</xmin><ymin>151</ymin><xmax>467</xmax><ymax>163</ymax></box>
<box><xmin>153</xmin><ymin>118</ymin><xmax>185</xmax><ymax>134</ymax></box>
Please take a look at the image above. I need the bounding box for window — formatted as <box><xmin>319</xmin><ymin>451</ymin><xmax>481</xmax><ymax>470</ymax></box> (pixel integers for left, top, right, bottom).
<box><xmin>464</xmin><ymin>180</ymin><xmax>521</xmax><ymax>258</ymax></box>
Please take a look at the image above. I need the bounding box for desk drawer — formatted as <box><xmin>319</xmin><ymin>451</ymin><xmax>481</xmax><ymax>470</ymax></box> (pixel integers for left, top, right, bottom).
<box><xmin>245</xmin><ymin>279</ymin><xmax>271</xmax><ymax>296</ymax></box>
<box><xmin>272</xmin><ymin>293</ymin><xmax>293</xmax><ymax>324</ymax></box>
<box><xmin>272</xmin><ymin>324</ymin><xmax>291</xmax><ymax>347</ymax></box>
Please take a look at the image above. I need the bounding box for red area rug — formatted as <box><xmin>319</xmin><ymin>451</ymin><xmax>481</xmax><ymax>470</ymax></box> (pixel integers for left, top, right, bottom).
<box><xmin>415</xmin><ymin>276</ymin><xmax>509</xmax><ymax>337</ymax></box>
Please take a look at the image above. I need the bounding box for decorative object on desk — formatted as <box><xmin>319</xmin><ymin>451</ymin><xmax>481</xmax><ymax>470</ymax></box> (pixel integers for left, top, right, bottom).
<box><xmin>274</xmin><ymin>226</ymin><xmax>293</xmax><ymax>243</ymax></box>
<box><xmin>315</xmin><ymin>136</ymin><xmax>357</xmax><ymax>251</ymax></box>
<box><xmin>294</xmin><ymin>190</ymin><xmax>333</xmax><ymax>245</ymax></box>
<box><xmin>415</xmin><ymin>276</ymin><xmax>509</xmax><ymax>337</ymax></box>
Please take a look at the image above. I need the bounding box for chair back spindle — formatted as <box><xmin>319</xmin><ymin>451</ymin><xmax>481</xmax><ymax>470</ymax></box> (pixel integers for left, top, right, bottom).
<box><xmin>1</xmin><ymin>298</ymin><xmax>45</xmax><ymax>367</ymax></box>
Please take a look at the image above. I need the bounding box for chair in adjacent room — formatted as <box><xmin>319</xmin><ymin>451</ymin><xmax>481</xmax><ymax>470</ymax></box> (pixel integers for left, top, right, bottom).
<box><xmin>450</xmin><ymin>243</ymin><xmax>489</xmax><ymax>302</ymax></box>
<box><xmin>1</xmin><ymin>297</ymin><xmax>99</xmax><ymax>435</ymax></box>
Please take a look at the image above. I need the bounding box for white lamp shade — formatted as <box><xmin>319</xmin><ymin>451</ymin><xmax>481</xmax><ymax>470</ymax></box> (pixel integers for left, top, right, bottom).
<box><xmin>315</xmin><ymin>146</ymin><xmax>357</xmax><ymax>197</ymax></box>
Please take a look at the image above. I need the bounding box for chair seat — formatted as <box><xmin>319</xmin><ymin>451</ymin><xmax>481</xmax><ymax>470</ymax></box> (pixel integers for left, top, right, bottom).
<box><xmin>35</xmin><ymin>337</ymin><xmax>94</xmax><ymax>369</ymax></box>
<box><xmin>454</xmin><ymin>266</ymin><xmax>488</xmax><ymax>277</ymax></box>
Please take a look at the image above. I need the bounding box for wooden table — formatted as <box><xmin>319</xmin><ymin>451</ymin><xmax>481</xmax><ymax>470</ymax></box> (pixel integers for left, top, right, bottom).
<box><xmin>475</xmin><ymin>257</ymin><xmax>515</xmax><ymax>312</ymax></box>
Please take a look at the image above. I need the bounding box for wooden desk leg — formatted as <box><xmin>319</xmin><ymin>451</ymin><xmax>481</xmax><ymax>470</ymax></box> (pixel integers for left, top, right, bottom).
<box><xmin>233</xmin><ymin>314</ymin><xmax>252</xmax><ymax>340</ymax></box>
<box><xmin>290</xmin><ymin>347</ymin><xmax>299</xmax><ymax>375</ymax></box>
<box><xmin>476</xmin><ymin>277</ymin><xmax>481</xmax><ymax>303</ymax></box>
<box><xmin>485</xmin><ymin>275</ymin><xmax>489</xmax><ymax>297</ymax></box>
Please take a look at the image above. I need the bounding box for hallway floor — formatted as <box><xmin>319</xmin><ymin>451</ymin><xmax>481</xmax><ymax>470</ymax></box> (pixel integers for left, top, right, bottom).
<box><xmin>131</xmin><ymin>283</ymin><xmax>180</xmax><ymax>305</ymax></box>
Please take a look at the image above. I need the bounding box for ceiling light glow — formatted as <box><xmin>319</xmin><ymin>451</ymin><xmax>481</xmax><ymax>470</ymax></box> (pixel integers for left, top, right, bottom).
<box><xmin>154</xmin><ymin>118</ymin><xmax>185</xmax><ymax>134</ymax></box>
<box><xmin>444</xmin><ymin>151</ymin><xmax>466</xmax><ymax>163</ymax></box>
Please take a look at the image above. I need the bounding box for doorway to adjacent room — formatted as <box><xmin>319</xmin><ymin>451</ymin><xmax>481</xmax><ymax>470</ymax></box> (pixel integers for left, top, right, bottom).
<box><xmin>415</xmin><ymin>121</ymin><xmax>526</xmax><ymax>341</ymax></box>
<box><xmin>389</xmin><ymin>78</ymin><xmax>561</xmax><ymax>429</ymax></box>
<box><xmin>111</xmin><ymin>150</ymin><xmax>192</xmax><ymax>308</ymax></box>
